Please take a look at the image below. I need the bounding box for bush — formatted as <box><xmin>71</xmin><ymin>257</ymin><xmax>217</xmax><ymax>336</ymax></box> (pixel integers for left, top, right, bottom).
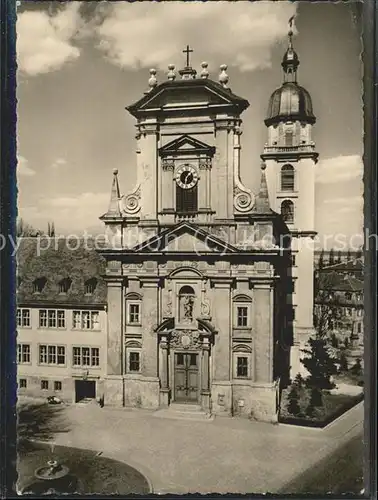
<box><xmin>287</xmin><ymin>385</ymin><xmax>301</xmax><ymax>417</ymax></box>
<box><xmin>350</xmin><ymin>359</ymin><xmax>363</xmax><ymax>377</ymax></box>
<box><xmin>339</xmin><ymin>351</ymin><xmax>349</xmax><ymax>372</ymax></box>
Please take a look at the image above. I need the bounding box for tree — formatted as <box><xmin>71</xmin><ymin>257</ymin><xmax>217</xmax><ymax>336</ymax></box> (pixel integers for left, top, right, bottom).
<box><xmin>47</xmin><ymin>221</ymin><xmax>56</xmax><ymax>237</ymax></box>
<box><xmin>17</xmin><ymin>218</ymin><xmax>44</xmax><ymax>238</ymax></box>
<box><xmin>336</xmin><ymin>250</ymin><xmax>342</xmax><ymax>264</ymax></box>
<box><xmin>328</xmin><ymin>247</ymin><xmax>335</xmax><ymax>266</ymax></box>
<box><xmin>318</xmin><ymin>249</ymin><xmax>325</xmax><ymax>269</ymax></box>
<box><xmin>301</xmin><ymin>336</ymin><xmax>338</xmax><ymax>391</ymax></box>
<box><xmin>346</xmin><ymin>248</ymin><xmax>351</xmax><ymax>262</ymax></box>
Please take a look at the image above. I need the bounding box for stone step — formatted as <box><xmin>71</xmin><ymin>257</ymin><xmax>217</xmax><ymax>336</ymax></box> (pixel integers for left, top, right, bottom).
<box><xmin>154</xmin><ymin>405</ymin><xmax>214</xmax><ymax>422</ymax></box>
<box><xmin>169</xmin><ymin>403</ymin><xmax>203</xmax><ymax>413</ymax></box>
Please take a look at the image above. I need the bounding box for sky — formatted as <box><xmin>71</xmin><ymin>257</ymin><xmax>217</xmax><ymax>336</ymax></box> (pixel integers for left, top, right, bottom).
<box><xmin>16</xmin><ymin>1</ymin><xmax>363</xmax><ymax>249</ymax></box>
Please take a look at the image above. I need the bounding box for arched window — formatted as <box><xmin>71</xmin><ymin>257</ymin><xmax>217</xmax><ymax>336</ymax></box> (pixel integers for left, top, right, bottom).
<box><xmin>178</xmin><ymin>286</ymin><xmax>195</xmax><ymax>323</ymax></box>
<box><xmin>232</xmin><ymin>344</ymin><xmax>252</xmax><ymax>379</ymax></box>
<box><xmin>281</xmin><ymin>200</ymin><xmax>294</xmax><ymax>224</ymax></box>
<box><xmin>281</xmin><ymin>164</ymin><xmax>295</xmax><ymax>191</ymax></box>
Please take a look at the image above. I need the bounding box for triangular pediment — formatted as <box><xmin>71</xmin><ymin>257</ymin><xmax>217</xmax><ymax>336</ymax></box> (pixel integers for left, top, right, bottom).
<box><xmin>159</xmin><ymin>135</ymin><xmax>215</xmax><ymax>158</ymax></box>
<box><xmin>126</xmin><ymin>79</ymin><xmax>249</xmax><ymax>118</ymax></box>
<box><xmin>132</xmin><ymin>222</ymin><xmax>238</xmax><ymax>254</ymax></box>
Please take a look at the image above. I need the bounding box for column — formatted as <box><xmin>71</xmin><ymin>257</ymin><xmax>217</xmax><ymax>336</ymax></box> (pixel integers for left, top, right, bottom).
<box><xmin>201</xmin><ymin>337</ymin><xmax>211</xmax><ymax>411</ymax></box>
<box><xmin>159</xmin><ymin>335</ymin><xmax>169</xmax><ymax>406</ymax></box>
<box><xmin>253</xmin><ymin>282</ymin><xmax>274</xmax><ymax>383</ymax></box>
<box><xmin>141</xmin><ymin>278</ymin><xmax>160</xmax><ymax>377</ymax></box>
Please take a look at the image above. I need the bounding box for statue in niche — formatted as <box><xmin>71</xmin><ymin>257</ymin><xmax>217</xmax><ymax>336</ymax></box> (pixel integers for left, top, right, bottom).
<box><xmin>179</xmin><ymin>285</ymin><xmax>196</xmax><ymax>323</ymax></box>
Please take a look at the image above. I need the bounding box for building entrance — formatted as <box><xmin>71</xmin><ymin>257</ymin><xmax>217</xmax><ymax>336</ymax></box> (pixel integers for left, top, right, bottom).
<box><xmin>174</xmin><ymin>352</ymin><xmax>199</xmax><ymax>402</ymax></box>
<box><xmin>75</xmin><ymin>380</ymin><xmax>96</xmax><ymax>402</ymax></box>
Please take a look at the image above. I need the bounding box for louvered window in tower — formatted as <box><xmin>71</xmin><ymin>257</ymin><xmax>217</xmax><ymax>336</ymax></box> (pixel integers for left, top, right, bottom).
<box><xmin>176</xmin><ymin>185</ymin><xmax>198</xmax><ymax>214</ymax></box>
<box><xmin>281</xmin><ymin>164</ymin><xmax>295</xmax><ymax>191</ymax></box>
<box><xmin>281</xmin><ymin>200</ymin><xmax>294</xmax><ymax>224</ymax></box>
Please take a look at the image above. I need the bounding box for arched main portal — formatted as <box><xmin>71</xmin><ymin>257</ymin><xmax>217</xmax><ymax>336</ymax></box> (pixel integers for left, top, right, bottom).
<box><xmin>155</xmin><ymin>318</ymin><xmax>216</xmax><ymax>410</ymax></box>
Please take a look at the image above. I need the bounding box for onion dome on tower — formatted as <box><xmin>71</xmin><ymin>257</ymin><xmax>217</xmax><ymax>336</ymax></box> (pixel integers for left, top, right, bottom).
<box><xmin>265</xmin><ymin>28</ymin><xmax>316</xmax><ymax>127</ymax></box>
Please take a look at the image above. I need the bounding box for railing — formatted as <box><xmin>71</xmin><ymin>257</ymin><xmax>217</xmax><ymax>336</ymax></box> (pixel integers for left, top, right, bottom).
<box><xmin>263</xmin><ymin>145</ymin><xmax>316</xmax><ymax>153</ymax></box>
<box><xmin>175</xmin><ymin>213</ymin><xmax>197</xmax><ymax>223</ymax></box>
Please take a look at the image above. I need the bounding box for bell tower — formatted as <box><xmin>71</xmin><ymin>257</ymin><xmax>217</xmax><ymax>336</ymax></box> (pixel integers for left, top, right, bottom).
<box><xmin>261</xmin><ymin>24</ymin><xmax>319</xmax><ymax>377</ymax></box>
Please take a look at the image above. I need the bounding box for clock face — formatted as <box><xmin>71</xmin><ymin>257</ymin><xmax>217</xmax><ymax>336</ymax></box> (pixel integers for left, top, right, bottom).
<box><xmin>176</xmin><ymin>165</ymin><xmax>198</xmax><ymax>190</ymax></box>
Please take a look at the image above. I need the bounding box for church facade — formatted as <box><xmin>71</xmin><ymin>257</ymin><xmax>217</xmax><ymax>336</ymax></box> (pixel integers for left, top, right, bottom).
<box><xmin>17</xmin><ymin>32</ymin><xmax>317</xmax><ymax>423</ymax></box>
<box><xmin>97</xmin><ymin>32</ymin><xmax>317</xmax><ymax>422</ymax></box>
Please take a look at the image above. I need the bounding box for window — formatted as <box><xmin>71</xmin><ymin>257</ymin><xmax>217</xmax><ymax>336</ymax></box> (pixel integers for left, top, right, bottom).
<box><xmin>17</xmin><ymin>308</ymin><xmax>31</xmax><ymax>328</ymax></box>
<box><xmin>85</xmin><ymin>278</ymin><xmax>98</xmax><ymax>295</ymax></box>
<box><xmin>54</xmin><ymin>381</ymin><xmax>62</xmax><ymax>391</ymax></box>
<box><xmin>233</xmin><ymin>345</ymin><xmax>252</xmax><ymax>379</ymax></box>
<box><xmin>39</xmin><ymin>309</ymin><xmax>65</xmax><ymax>329</ymax></box>
<box><xmin>357</xmin><ymin>323</ymin><xmax>362</xmax><ymax>334</ymax></box>
<box><xmin>72</xmin><ymin>347</ymin><xmax>100</xmax><ymax>367</ymax></box>
<box><xmin>41</xmin><ymin>380</ymin><xmax>49</xmax><ymax>390</ymax></box>
<box><xmin>237</xmin><ymin>307</ymin><xmax>248</xmax><ymax>327</ymax></box>
<box><xmin>19</xmin><ymin>379</ymin><xmax>27</xmax><ymax>389</ymax></box>
<box><xmin>285</xmin><ymin>130</ymin><xmax>294</xmax><ymax>147</ymax></box>
<box><xmin>33</xmin><ymin>277</ymin><xmax>47</xmax><ymax>293</ymax></box>
<box><xmin>128</xmin><ymin>304</ymin><xmax>141</xmax><ymax>325</ymax></box>
<box><xmin>291</xmin><ymin>255</ymin><xmax>296</xmax><ymax>267</ymax></box>
<box><xmin>237</xmin><ymin>357</ymin><xmax>249</xmax><ymax>377</ymax></box>
<box><xmin>129</xmin><ymin>352</ymin><xmax>140</xmax><ymax>372</ymax></box>
<box><xmin>39</xmin><ymin>345</ymin><xmax>65</xmax><ymax>365</ymax></box>
<box><xmin>59</xmin><ymin>278</ymin><xmax>72</xmax><ymax>294</ymax></box>
<box><xmin>176</xmin><ymin>185</ymin><xmax>198</xmax><ymax>214</ymax></box>
<box><xmin>281</xmin><ymin>164</ymin><xmax>295</xmax><ymax>191</ymax></box>
<box><xmin>72</xmin><ymin>310</ymin><xmax>100</xmax><ymax>330</ymax></box>
<box><xmin>57</xmin><ymin>310</ymin><xmax>65</xmax><ymax>328</ymax></box>
<box><xmin>281</xmin><ymin>200</ymin><xmax>294</xmax><ymax>224</ymax></box>
<box><xmin>18</xmin><ymin>344</ymin><xmax>31</xmax><ymax>364</ymax></box>
<box><xmin>345</xmin><ymin>292</ymin><xmax>352</xmax><ymax>301</ymax></box>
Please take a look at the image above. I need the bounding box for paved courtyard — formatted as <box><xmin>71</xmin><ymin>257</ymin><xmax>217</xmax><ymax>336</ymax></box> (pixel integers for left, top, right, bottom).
<box><xmin>51</xmin><ymin>401</ymin><xmax>363</xmax><ymax>494</ymax></box>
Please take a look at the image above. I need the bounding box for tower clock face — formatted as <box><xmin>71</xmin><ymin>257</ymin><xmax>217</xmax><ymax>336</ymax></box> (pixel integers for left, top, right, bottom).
<box><xmin>176</xmin><ymin>165</ymin><xmax>198</xmax><ymax>189</ymax></box>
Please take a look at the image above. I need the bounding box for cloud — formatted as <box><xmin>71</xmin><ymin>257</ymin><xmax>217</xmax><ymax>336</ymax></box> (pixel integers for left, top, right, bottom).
<box><xmin>95</xmin><ymin>2</ymin><xmax>297</xmax><ymax>72</ymax></box>
<box><xmin>36</xmin><ymin>192</ymin><xmax>109</xmax><ymax>232</ymax></box>
<box><xmin>17</xmin><ymin>156</ymin><xmax>36</xmax><ymax>177</ymax></box>
<box><xmin>316</xmin><ymin>155</ymin><xmax>363</xmax><ymax>185</ymax></box>
<box><xmin>17</xmin><ymin>3</ymin><xmax>84</xmax><ymax>76</ymax></box>
<box><xmin>51</xmin><ymin>158</ymin><xmax>67</xmax><ymax>169</ymax></box>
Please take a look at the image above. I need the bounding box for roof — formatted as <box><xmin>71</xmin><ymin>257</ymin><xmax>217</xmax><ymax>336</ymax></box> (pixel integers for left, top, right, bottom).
<box><xmin>265</xmin><ymin>82</ymin><xmax>315</xmax><ymax>127</ymax></box>
<box><xmin>17</xmin><ymin>237</ymin><xmax>107</xmax><ymax>306</ymax></box>
<box><xmin>317</xmin><ymin>270</ymin><xmax>364</xmax><ymax>293</ymax></box>
<box><xmin>320</xmin><ymin>257</ymin><xmax>364</xmax><ymax>273</ymax></box>
<box><xmin>126</xmin><ymin>77</ymin><xmax>249</xmax><ymax>118</ymax></box>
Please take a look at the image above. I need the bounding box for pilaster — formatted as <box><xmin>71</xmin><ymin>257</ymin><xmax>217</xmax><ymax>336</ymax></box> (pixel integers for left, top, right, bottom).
<box><xmin>106</xmin><ymin>279</ymin><xmax>124</xmax><ymax>376</ymax></box>
<box><xmin>253</xmin><ymin>281</ymin><xmax>274</xmax><ymax>384</ymax></box>
<box><xmin>140</xmin><ymin>278</ymin><xmax>160</xmax><ymax>377</ymax></box>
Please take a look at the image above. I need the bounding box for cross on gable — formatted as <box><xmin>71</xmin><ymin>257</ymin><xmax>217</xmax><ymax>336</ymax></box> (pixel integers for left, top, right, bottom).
<box><xmin>183</xmin><ymin>45</ymin><xmax>193</xmax><ymax>67</ymax></box>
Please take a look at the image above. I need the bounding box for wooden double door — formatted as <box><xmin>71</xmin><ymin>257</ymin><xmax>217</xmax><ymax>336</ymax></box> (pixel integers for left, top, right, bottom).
<box><xmin>174</xmin><ymin>352</ymin><xmax>199</xmax><ymax>403</ymax></box>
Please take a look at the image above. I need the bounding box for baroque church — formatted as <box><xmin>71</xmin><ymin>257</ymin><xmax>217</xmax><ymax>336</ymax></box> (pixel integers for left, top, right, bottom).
<box><xmin>98</xmin><ymin>30</ymin><xmax>318</xmax><ymax>421</ymax></box>
<box><xmin>16</xmin><ymin>29</ymin><xmax>317</xmax><ymax>423</ymax></box>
